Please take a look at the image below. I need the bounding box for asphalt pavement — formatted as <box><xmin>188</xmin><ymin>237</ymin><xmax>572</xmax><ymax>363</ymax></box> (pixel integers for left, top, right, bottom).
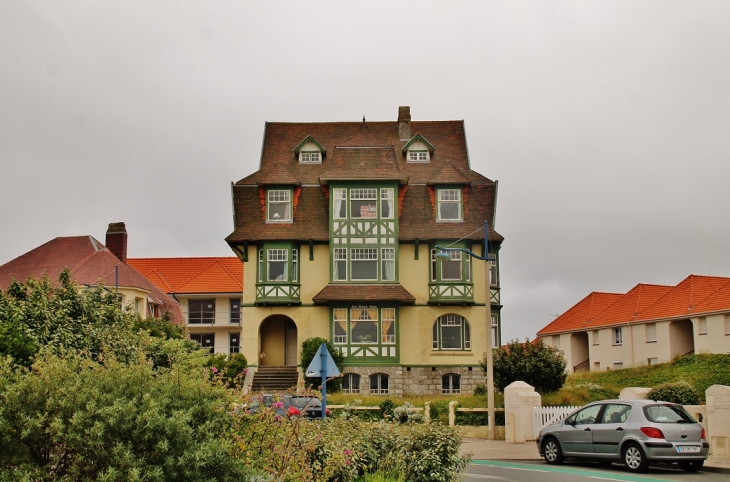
<box><xmin>461</xmin><ymin>438</ymin><xmax>730</xmax><ymax>474</ymax></box>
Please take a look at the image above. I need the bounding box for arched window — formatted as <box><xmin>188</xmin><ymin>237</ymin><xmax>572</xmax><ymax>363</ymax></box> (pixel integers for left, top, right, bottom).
<box><xmin>442</xmin><ymin>373</ymin><xmax>461</xmax><ymax>394</ymax></box>
<box><xmin>432</xmin><ymin>314</ymin><xmax>471</xmax><ymax>350</ymax></box>
<box><xmin>342</xmin><ymin>373</ymin><xmax>361</xmax><ymax>394</ymax></box>
<box><xmin>369</xmin><ymin>373</ymin><xmax>389</xmax><ymax>395</ymax></box>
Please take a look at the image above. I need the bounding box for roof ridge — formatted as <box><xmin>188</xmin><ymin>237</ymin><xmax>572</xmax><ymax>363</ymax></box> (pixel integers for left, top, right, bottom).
<box><xmin>173</xmin><ymin>258</ymin><xmax>220</xmax><ymax>292</ymax></box>
<box><xmin>152</xmin><ymin>270</ymin><xmax>175</xmax><ymax>292</ymax></box>
<box><xmin>213</xmin><ymin>259</ymin><xmax>243</xmax><ymax>289</ymax></box>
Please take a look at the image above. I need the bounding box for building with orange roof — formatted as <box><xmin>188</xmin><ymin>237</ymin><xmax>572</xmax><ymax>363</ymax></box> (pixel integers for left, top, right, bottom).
<box><xmin>538</xmin><ymin>275</ymin><xmax>730</xmax><ymax>373</ymax></box>
<box><xmin>127</xmin><ymin>257</ymin><xmax>243</xmax><ymax>355</ymax></box>
<box><xmin>0</xmin><ymin>223</ymin><xmax>183</xmax><ymax>324</ymax></box>
<box><xmin>225</xmin><ymin>106</ymin><xmax>504</xmax><ymax>395</ymax></box>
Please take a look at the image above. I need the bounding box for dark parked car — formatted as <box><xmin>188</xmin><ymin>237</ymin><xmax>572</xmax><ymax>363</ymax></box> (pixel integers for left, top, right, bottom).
<box><xmin>537</xmin><ymin>399</ymin><xmax>708</xmax><ymax>472</ymax></box>
<box><xmin>246</xmin><ymin>394</ymin><xmax>329</xmax><ymax>419</ymax></box>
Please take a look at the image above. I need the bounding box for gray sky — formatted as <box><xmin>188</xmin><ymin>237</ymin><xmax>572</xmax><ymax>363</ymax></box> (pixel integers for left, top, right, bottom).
<box><xmin>2</xmin><ymin>1</ymin><xmax>729</xmax><ymax>342</ymax></box>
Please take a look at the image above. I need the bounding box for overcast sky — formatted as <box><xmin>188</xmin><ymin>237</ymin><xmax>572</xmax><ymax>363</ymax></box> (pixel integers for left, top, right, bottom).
<box><xmin>2</xmin><ymin>1</ymin><xmax>729</xmax><ymax>342</ymax></box>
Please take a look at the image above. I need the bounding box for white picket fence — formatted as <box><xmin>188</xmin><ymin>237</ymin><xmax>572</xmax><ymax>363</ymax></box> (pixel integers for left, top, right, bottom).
<box><xmin>532</xmin><ymin>405</ymin><xmax>580</xmax><ymax>439</ymax></box>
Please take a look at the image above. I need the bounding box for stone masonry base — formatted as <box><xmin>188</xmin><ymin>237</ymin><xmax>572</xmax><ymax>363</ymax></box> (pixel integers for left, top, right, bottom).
<box><xmin>340</xmin><ymin>366</ymin><xmax>487</xmax><ymax>396</ymax></box>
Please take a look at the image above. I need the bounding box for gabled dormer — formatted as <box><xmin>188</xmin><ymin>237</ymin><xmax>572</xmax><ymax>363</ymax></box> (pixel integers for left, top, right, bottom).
<box><xmin>293</xmin><ymin>135</ymin><xmax>326</xmax><ymax>164</ymax></box>
<box><xmin>402</xmin><ymin>134</ymin><xmax>435</xmax><ymax>163</ymax></box>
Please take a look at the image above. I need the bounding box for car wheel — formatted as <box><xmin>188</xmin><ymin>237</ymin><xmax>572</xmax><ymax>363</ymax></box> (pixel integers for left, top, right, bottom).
<box><xmin>542</xmin><ymin>438</ymin><xmax>564</xmax><ymax>465</ymax></box>
<box><xmin>678</xmin><ymin>460</ymin><xmax>703</xmax><ymax>472</ymax></box>
<box><xmin>622</xmin><ymin>443</ymin><xmax>648</xmax><ymax>473</ymax></box>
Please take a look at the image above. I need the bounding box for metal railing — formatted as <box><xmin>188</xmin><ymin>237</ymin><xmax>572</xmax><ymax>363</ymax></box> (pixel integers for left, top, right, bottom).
<box><xmin>183</xmin><ymin>313</ymin><xmax>241</xmax><ymax>325</ymax></box>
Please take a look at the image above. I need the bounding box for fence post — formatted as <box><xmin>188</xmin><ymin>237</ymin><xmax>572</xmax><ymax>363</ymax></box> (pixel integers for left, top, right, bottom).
<box><xmin>424</xmin><ymin>402</ymin><xmax>431</xmax><ymax>423</ymax></box>
<box><xmin>448</xmin><ymin>401</ymin><xmax>458</xmax><ymax>426</ymax></box>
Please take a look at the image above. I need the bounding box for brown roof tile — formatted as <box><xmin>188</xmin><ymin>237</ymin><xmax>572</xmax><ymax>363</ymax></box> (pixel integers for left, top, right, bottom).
<box><xmin>427</xmin><ymin>161</ymin><xmax>472</xmax><ymax>185</ymax></box>
<box><xmin>312</xmin><ymin>284</ymin><xmax>416</xmax><ymax>304</ymax></box>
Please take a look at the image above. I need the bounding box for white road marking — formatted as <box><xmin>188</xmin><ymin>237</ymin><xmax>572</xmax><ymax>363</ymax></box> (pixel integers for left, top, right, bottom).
<box><xmin>588</xmin><ymin>477</ymin><xmax>634</xmax><ymax>482</ymax></box>
<box><xmin>465</xmin><ymin>475</ymin><xmax>508</xmax><ymax>480</ymax></box>
<box><xmin>493</xmin><ymin>466</ymin><xmax>549</xmax><ymax>473</ymax></box>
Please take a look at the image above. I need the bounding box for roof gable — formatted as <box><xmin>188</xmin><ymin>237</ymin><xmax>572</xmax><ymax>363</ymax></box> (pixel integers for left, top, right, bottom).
<box><xmin>293</xmin><ymin>135</ymin><xmax>326</xmax><ymax>154</ymax></box>
<box><xmin>633</xmin><ymin>275</ymin><xmax>730</xmax><ymax>321</ymax></box>
<box><xmin>427</xmin><ymin>161</ymin><xmax>472</xmax><ymax>185</ymax></box>
<box><xmin>257</xmin><ymin>162</ymin><xmax>301</xmax><ymax>186</ymax></box>
<box><xmin>537</xmin><ymin>291</ymin><xmax>624</xmax><ymax>335</ymax></box>
<box><xmin>127</xmin><ymin>257</ymin><xmax>243</xmax><ymax>294</ymax></box>
<box><xmin>587</xmin><ymin>284</ymin><xmax>673</xmax><ymax>328</ymax></box>
<box><xmin>401</xmin><ymin>133</ymin><xmax>435</xmax><ymax>153</ymax></box>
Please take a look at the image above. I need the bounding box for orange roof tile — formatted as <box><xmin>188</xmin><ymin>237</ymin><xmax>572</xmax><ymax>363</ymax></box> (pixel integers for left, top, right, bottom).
<box><xmin>692</xmin><ymin>281</ymin><xmax>730</xmax><ymax>315</ymax></box>
<box><xmin>127</xmin><ymin>257</ymin><xmax>243</xmax><ymax>294</ymax></box>
<box><xmin>633</xmin><ymin>275</ymin><xmax>730</xmax><ymax>321</ymax></box>
<box><xmin>587</xmin><ymin>284</ymin><xmax>673</xmax><ymax>328</ymax></box>
<box><xmin>537</xmin><ymin>292</ymin><xmax>623</xmax><ymax>335</ymax></box>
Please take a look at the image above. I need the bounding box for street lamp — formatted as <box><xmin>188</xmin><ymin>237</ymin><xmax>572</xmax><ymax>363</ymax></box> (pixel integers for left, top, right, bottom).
<box><xmin>435</xmin><ymin>220</ymin><xmax>496</xmax><ymax>440</ymax></box>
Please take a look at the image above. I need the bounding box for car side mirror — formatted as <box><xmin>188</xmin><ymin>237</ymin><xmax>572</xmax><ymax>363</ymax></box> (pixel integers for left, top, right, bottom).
<box><xmin>565</xmin><ymin>418</ymin><xmax>575</xmax><ymax>426</ymax></box>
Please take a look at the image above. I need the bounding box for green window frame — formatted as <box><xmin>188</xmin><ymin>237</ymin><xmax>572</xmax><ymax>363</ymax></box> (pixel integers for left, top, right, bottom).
<box><xmin>432</xmin><ymin>314</ymin><xmax>471</xmax><ymax>351</ymax></box>
<box><xmin>431</xmin><ymin>246</ymin><xmax>471</xmax><ymax>282</ymax></box>
<box><xmin>332</xmin><ymin>307</ymin><xmax>397</xmax><ymax>346</ymax></box>
<box><xmin>258</xmin><ymin>244</ymin><xmax>299</xmax><ymax>283</ymax></box>
<box><xmin>332</xmin><ymin>186</ymin><xmax>396</xmax><ymax>219</ymax></box>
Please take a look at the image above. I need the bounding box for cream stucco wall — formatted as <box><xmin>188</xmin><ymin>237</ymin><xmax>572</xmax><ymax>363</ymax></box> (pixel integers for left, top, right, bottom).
<box><xmin>177</xmin><ymin>294</ymin><xmax>243</xmax><ymax>355</ymax></box>
<box><xmin>117</xmin><ymin>286</ymin><xmax>150</xmax><ymax>317</ymax></box>
<box><xmin>694</xmin><ymin>313</ymin><xmax>730</xmax><ymax>354</ymax></box>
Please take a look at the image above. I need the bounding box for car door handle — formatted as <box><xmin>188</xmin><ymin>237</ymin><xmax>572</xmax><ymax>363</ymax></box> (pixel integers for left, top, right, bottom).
<box><xmin>584</xmin><ymin>427</ymin><xmax>592</xmax><ymax>431</ymax></box>
<box><xmin>616</xmin><ymin>427</ymin><xmax>624</xmax><ymax>431</ymax></box>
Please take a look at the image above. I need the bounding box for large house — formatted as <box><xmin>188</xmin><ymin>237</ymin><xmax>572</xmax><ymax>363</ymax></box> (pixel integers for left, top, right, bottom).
<box><xmin>0</xmin><ymin>223</ymin><xmax>183</xmax><ymax>323</ymax></box>
<box><xmin>538</xmin><ymin>274</ymin><xmax>730</xmax><ymax>373</ymax></box>
<box><xmin>225</xmin><ymin>106</ymin><xmax>503</xmax><ymax>395</ymax></box>
<box><xmin>128</xmin><ymin>257</ymin><xmax>243</xmax><ymax>354</ymax></box>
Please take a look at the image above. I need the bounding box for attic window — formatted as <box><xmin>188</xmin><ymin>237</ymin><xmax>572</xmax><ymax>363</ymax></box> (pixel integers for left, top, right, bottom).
<box><xmin>408</xmin><ymin>151</ymin><xmax>429</xmax><ymax>162</ymax></box>
<box><xmin>300</xmin><ymin>151</ymin><xmax>321</xmax><ymax>164</ymax></box>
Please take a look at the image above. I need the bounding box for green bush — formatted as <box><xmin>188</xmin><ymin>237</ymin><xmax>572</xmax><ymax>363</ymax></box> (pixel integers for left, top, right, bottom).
<box><xmin>648</xmin><ymin>381</ymin><xmax>701</xmax><ymax>405</ymax></box>
<box><xmin>474</xmin><ymin>384</ymin><xmax>488</xmax><ymax>396</ymax></box>
<box><xmin>486</xmin><ymin>338</ymin><xmax>568</xmax><ymax>393</ymax></box>
<box><xmin>206</xmin><ymin>352</ymin><xmax>248</xmax><ymax>388</ymax></box>
<box><xmin>299</xmin><ymin>337</ymin><xmax>344</xmax><ymax>390</ymax></box>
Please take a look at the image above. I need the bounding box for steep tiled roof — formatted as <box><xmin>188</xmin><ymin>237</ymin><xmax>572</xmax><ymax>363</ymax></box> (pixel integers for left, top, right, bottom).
<box><xmin>312</xmin><ymin>284</ymin><xmax>416</xmax><ymax>304</ymax></box>
<box><xmin>692</xmin><ymin>280</ymin><xmax>730</xmax><ymax>314</ymax></box>
<box><xmin>227</xmin><ymin>115</ymin><xmax>503</xmax><ymax>246</ymax></box>
<box><xmin>587</xmin><ymin>284</ymin><xmax>673</xmax><ymax>328</ymax></box>
<box><xmin>633</xmin><ymin>275</ymin><xmax>730</xmax><ymax>321</ymax></box>
<box><xmin>127</xmin><ymin>257</ymin><xmax>243</xmax><ymax>294</ymax></box>
<box><xmin>537</xmin><ymin>292</ymin><xmax>623</xmax><ymax>335</ymax></box>
<box><xmin>0</xmin><ymin>236</ymin><xmax>183</xmax><ymax>324</ymax></box>
<box><xmin>257</xmin><ymin>162</ymin><xmax>301</xmax><ymax>186</ymax></box>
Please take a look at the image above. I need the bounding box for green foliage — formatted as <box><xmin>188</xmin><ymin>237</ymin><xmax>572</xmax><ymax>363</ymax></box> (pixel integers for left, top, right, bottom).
<box><xmin>379</xmin><ymin>398</ymin><xmax>395</xmax><ymax>419</ymax></box>
<box><xmin>392</xmin><ymin>402</ymin><xmax>424</xmax><ymax>424</ymax></box>
<box><xmin>473</xmin><ymin>383</ymin><xmax>487</xmax><ymax>396</ymax></box>
<box><xmin>0</xmin><ymin>349</ymin><xmax>259</xmax><ymax>481</ymax></box>
<box><xmin>133</xmin><ymin>312</ymin><xmax>186</xmax><ymax>340</ymax></box>
<box><xmin>206</xmin><ymin>353</ymin><xmax>248</xmax><ymax>389</ymax></box>
<box><xmin>299</xmin><ymin>337</ymin><xmax>344</xmax><ymax>390</ymax></box>
<box><xmin>234</xmin><ymin>408</ymin><xmax>470</xmax><ymax>482</ymax></box>
<box><xmin>486</xmin><ymin>338</ymin><xmax>568</xmax><ymax>393</ymax></box>
<box><xmin>648</xmin><ymin>381</ymin><xmax>701</xmax><ymax>405</ymax></box>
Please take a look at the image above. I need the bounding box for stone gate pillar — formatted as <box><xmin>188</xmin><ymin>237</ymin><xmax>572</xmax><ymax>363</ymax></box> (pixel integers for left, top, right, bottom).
<box><xmin>706</xmin><ymin>385</ymin><xmax>730</xmax><ymax>458</ymax></box>
<box><xmin>504</xmin><ymin>381</ymin><xmax>541</xmax><ymax>443</ymax></box>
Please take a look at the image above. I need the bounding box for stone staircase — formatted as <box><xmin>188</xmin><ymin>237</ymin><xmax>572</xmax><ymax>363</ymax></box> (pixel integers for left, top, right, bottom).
<box><xmin>251</xmin><ymin>366</ymin><xmax>299</xmax><ymax>392</ymax></box>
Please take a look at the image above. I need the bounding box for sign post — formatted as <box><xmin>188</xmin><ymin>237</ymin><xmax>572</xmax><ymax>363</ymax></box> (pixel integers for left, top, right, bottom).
<box><xmin>305</xmin><ymin>342</ymin><xmax>340</xmax><ymax>419</ymax></box>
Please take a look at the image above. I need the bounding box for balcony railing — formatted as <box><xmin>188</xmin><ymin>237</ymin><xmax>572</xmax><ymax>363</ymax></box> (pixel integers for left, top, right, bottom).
<box><xmin>183</xmin><ymin>313</ymin><xmax>241</xmax><ymax>326</ymax></box>
<box><xmin>428</xmin><ymin>282</ymin><xmax>474</xmax><ymax>304</ymax></box>
<box><xmin>255</xmin><ymin>283</ymin><xmax>301</xmax><ymax>305</ymax></box>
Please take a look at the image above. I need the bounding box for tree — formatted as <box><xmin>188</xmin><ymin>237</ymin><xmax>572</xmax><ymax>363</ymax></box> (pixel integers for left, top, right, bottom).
<box><xmin>299</xmin><ymin>337</ymin><xmax>344</xmax><ymax>391</ymax></box>
<box><xmin>483</xmin><ymin>338</ymin><xmax>568</xmax><ymax>393</ymax></box>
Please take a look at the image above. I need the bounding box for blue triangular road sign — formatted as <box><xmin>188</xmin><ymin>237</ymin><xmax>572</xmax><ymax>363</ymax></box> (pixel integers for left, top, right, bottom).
<box><xmin>305</xmin><ymin>343</ymin><xmax>340</xmax><ymax>377</ymax></box>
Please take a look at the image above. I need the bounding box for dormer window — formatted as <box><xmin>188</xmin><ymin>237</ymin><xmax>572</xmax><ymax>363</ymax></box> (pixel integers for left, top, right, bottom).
<box><xmin>402</xmin><ymin>134</ymin><xmax>435</xmax><ymax>163</ymax></box>
<box><xmin>409</xmin><ymin>151</ymin><xmax>428</xmax><ymax>162</ymax></box>
<box><xmin>437</xmin><ymin>188</ymin><xmax>462</xmax><ymax>221</ymax></box>
<box><xmin>294</xmin><ymin>135</ymin><xmax>326</xmax><ymax>164</ymax></box>
<box><xmin>299</xmin><ymin>151</ymin><xmax>321</xmax><ymax>163</ymax></box>
<box><xmin>267</xmin><ymin>189</ymin><xmax>292</xmax><ymax>223</ymax></box>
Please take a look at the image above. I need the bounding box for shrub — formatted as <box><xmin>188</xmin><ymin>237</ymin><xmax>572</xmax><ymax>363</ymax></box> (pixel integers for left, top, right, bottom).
<box><xmin>486</xmin><ymin>338</ymin><xmax>568</xmax><ymax>393</ymax></box>
<box><xmin>474</xmin><ymin>383</ymin><xmax>488</xmax><ymax>396</ymax></box>
<box><xmin>207</xmin><ymin>353</ymin><xmax>248</xmax><ymax>389</ymax></box>
<box><xmin>648</xmin><ymin>381</ymin><xmax>701</xmax><ymax>405</ymax></box>
<box><xmin>300</xmin><ymin>337</ymin><xmax>344</xmax><ymax>390</ymax></box>
<box><xmin>393</xmin><ymin>402</ymin><xmax>424</xmax><ymax>424</ymax></box>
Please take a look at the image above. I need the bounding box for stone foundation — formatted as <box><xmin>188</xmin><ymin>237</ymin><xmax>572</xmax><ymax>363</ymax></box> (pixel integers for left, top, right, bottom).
<box><xmin>341</xmin><ymin>365</ymin><xmax>487</xmax><ymax>396</ymax></box>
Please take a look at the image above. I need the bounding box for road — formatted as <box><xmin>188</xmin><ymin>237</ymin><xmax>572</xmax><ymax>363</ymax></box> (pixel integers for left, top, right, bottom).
<box><xmin>463</xmin><ymin>460</ymin><xmax>726</xmax><ymax>482</ymax></box>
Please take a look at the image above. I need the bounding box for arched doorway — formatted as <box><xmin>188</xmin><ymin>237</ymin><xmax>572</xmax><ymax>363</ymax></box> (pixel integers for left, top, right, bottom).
<box><xmin>259</xmin><ymin>315</ymin><xmax>298</xmax><ymax>366</ymax></box>
<box><xmin>668</xmin><ymin>319</ymin><xmax>694</xmax><ymax>359</ymax></box>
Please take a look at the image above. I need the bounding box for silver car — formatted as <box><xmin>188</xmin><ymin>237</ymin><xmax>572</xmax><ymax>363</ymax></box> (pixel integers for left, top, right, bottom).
<box><xmin>537</xmin><ymin>399</ymin><xmax>709</xmax><ymax>472</ymax></box>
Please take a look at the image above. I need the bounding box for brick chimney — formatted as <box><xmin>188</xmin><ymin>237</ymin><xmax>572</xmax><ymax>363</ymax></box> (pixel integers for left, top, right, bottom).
<box><xmin>398</xmin><ymin>106</ymin><xmax>411</xmax><ymax>140</ymax></box>
<box><xmin>106</xmin><ymin>222</ymin><xmax>128</xmax><ymax>263</ymax></box>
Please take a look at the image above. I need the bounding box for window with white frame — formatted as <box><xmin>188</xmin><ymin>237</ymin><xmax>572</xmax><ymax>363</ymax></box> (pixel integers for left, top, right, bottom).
<box><xmin>380</xmin><ymin>188</ymin><xmax>395</xmax><ymax>218</ymax></box>
<box><xmin>292</xmin><ymin>250</ymin><xmax>298</xmax><ymax>282</ymax></box>
<box><xmin>381</xmin><ymin>308</ymin><xmax>395</xmax><ymax>344</ymax></box>
<box><xmin>333</xmin><ymin>248</ymin><xmax>347</xmax><ymax>281</ymax></box>
<box><xmin>351</xmin><ymin>248</ymin><xmax>378</xmax><ymax>280</ymax></box>
<box><xmin>437</xmin><ymin>188</ymin><xmax>462</xmax><ymax>221</ymax></box>
<box><xmin>699</xmin><ymin>317</ymin><xmax>707</xmax><ymax>335</ymax></box>
<box><xmin>369</xmin><ymin>373</ymin><xmax>389</xmax><ymax>394</ymax></box>
<box><xmin>267</xmin><ymin>249</ymin><xmax>288</xmax><ymax>281</ymax></box>
<box><xmin>350</xmin><ymin>188</ymin><xmax>378</xmax><ymax>218</ymax></box>
<box><xmin>299</xmin><ymin>151</ymin><xmax>321</xmax><ymax>163</ymax></box>
<box><xmin>646</xmin><ymin>323</ymin><xmax>657</xmax><ymax>342</ymax></box>
<box><xmin>267</xmin><ymin>189</ymin><xmax>291</xmax><ymax>222</ymax></box>
<box><xmin>726</xmin><ymin>314</ymin><xmax>730</xmax><ymax>335</ymax></box>
<box><xmin>351</xmin><ymin>307</ymin><xmax>378</xmax><ymax>344</ymax></box>
<box><xmin>491</xmin><ymin>313</ymin><xmax>499</xmax><ymax>347</ymax></box>
<box><xmin>433</xmin><ymin>314</ymin><xmax>471</xmax><ymax>350</ymax></box>
<box><xmin>342</xmin><ymin>373</ymin><xmax>361</xmax><ymax>394</ymax></box>
<box><xmin>431</xmin><ymin>248</ymin><xmax>470</xmax><ymax>282</ymax></box>
<box><xmin>613</xmin><ymin>361</ymin><xmax>624</xmax><ymax>370</ymax></box>
<box><xmin>489</xmin><ymin>260</ymin><xmax>498</xmax><ymax>286</ymax></box>
<box><xmin>614</xmin><ymin>327</ymin><xmax>623</xmax><ymax>345</ymax></box>
<box><xmin>408</xmin><ymin>150</ymin><xmax>429</xmax><ymax>162</ymax></box>
<box><xmin>333</xmin><ymin>188</ymin><xmax>347</xmax><ymax>219</ymax></box>
<box><xmin>442</xmin><ymin>374</ymin><xmax>461</xmax><ymax>394</ymax></box>
<box><xmin>381</xmin><ymin>248</ymin><xmax>395</xmax><ymax>281</ymax></box>
<box><xmin>593</xmin><ymin>330</ymin><xmax>600</xmax><ymax>345</ymax></box>
<box><xmin>333</xmin><ymin>308</ymin><xmax>348</xmax><ymax>344</ymax></box>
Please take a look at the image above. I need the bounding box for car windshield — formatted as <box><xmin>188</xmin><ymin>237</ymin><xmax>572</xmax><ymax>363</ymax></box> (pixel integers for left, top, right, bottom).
<box><xmin>644</xmin><ymin>404</ymin><xmax>697</xmax><ymax>423</ymax></box>
<box><xmin>290</xmin><ymin>397</ymin><xmax>320</xmax><ymax>409</ymax></box>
